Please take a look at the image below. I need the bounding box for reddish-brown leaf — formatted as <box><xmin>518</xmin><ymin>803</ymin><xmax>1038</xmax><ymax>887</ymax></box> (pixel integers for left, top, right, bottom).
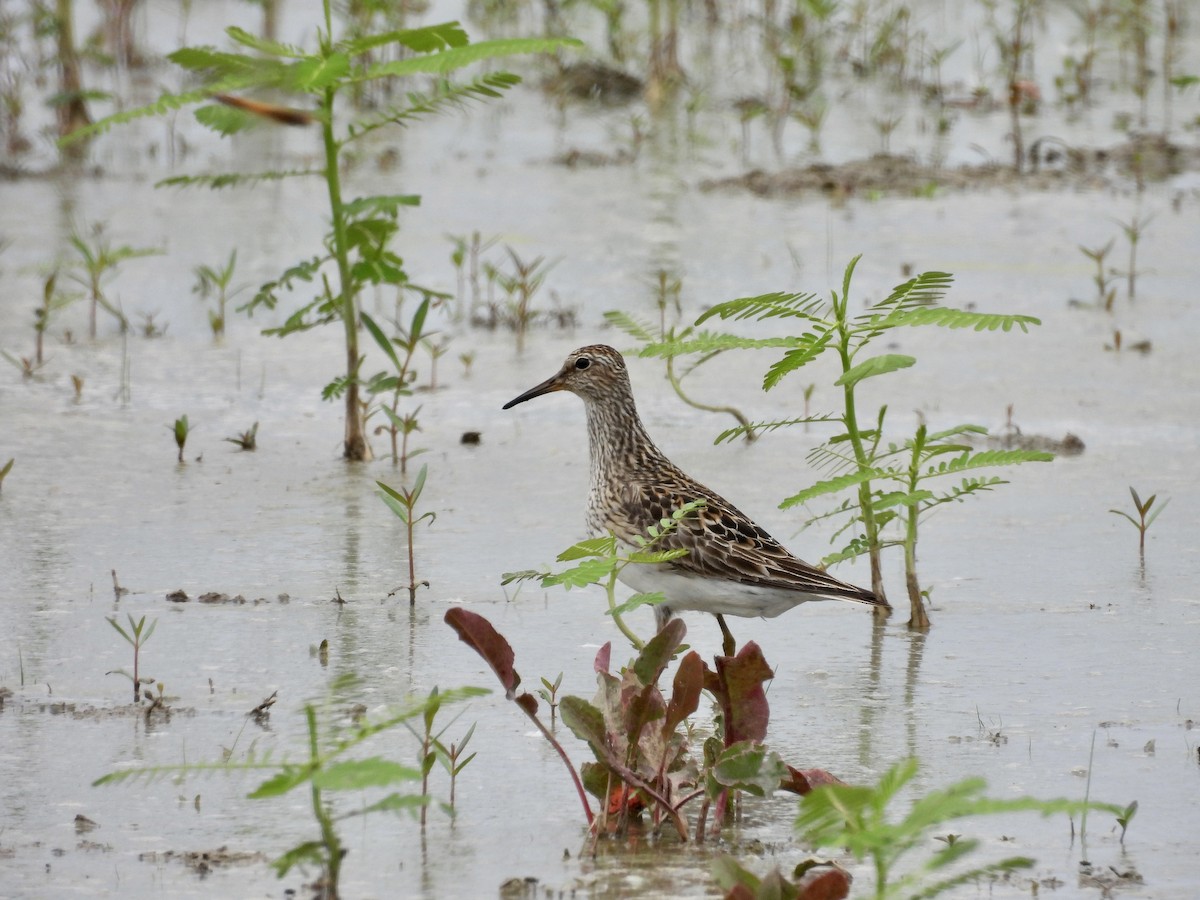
<box><xmin>781</xmin><ymin>766</ymin><xmax>846</xmax><ymax>795</ymax></box>
<box><xmin>712</xmin><ymin>641</ymin><xmax>774</xmax><ymax>745</ymax></box>
<box><xmin>723</xmin><ymin>886</ymin><xmax>756</xmax><ymax>900</ymax></box>
<box><xmin>444</xmin><ymin>608</ymin><xmax>521</xmax><ymax>699</ymax></box>
<box><xmin>632</xmin><ymin>617</ymin><xmax>686</xmax><ymax>686</ymax></box>
<box><xmin>796</xmin><ymin>867</ymin><xmax>852</xmax><ymax>900</ymax></box>
<box><xmin>515</xmin><ymin>692</ymin><xmax>539</xmax><ymax>717</ymax></box>
<box><xmin>594</xmin><ymin>642</ymin><xmax>612</xmax><ymax>674</ymax></box>
<box><xmin>663</xmin><ymin>650</ymin><xmax>704</xmax><ymax>738</ymax></box>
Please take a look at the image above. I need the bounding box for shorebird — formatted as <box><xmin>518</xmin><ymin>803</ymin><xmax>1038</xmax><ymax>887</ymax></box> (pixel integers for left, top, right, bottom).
<box><xmin>503</xmin><ymin>344</ymin><xmax>887</xmax><ymax>654</ymax></box>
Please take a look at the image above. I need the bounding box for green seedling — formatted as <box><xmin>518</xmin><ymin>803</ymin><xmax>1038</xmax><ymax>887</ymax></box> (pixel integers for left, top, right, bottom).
<box><xmin>606</xmin><ymin>271</ymin><xmax>755</xmax><ymax>442</ymax></box>
<box><xmin>377</xmin><ymin>465</ymin><xmax>436</xmax><ymax>605</ymax></box>
<box><xmin>192</xmin><ymin>249</ymin><xmax>246</xmax><ymax>338</ymax></box>
<box><xmin>537</xmin><ymin>672</ymin><xmax>563</xmax><ymax>724</ymax></box>
<box><xmin>434</xmin><ymin>722</ymin><xmax>477</xmax><ymax>815</ymax></box>
<box><xmin>797</xmin><ymin>421</ymin><xmax>1052</xmax><ymax>628</ymax></box>
<box><xmin>363</xmin><ymin>300</ymin><xmax>432</xmax><ymax>472</ymax></box>
<box><xmin>646</xmin><ymin>256</ymin><xmax>1042</xmax><ymax>621</ymax></box>
<box><xmin>169</xmin><ymin>414</ymin><xmax>190</xmax><ymax>462</ymax></box>
<box><xmin>224</xmin><ymin>422</ymin><xmax>258</xmax><ymax>451</ymax></box>
<box><xmin>796</xmin><ymin>757</ymin><xmax>1126</xmax><ymax>900</ymax></box>
<box><xmin>1116</xmin><ymin>799</ymin><xmax>1138</xmax><ymax>843</ymax></box>
<box><xmin>65</xmin><ymin>222</ymin><xmax>160</xmax><ymax>339</ymax></box>
<box><xmin>94</xmin><ymin>675</ymin><xmax>487</xmax><ymax>899</ymax></box>
<box><xmin>1109</xmin><ymin>486</ymin><xmax>1168</xmax><ymax>561</ymax></box>
<box><xmin>459</xmin><ymin>351</ymin><xmax>475</xmax><ymax>378</ymax></box>
<box><xmin>486</xmin><ymin>247</ymin><xmax>557</xmax><ymax>353</ymax></box>
<box><xmin>34</xmin><ymin>271</ymin><xmax>76</xmax><ymax>364</ymax></box>
<box><xmin>138</xmin><ymin>311</ymin><xmax>167</xmax><ymax>337</ymax></box>
<box><xmin>2</xmin><ymin>350</ymin><xmax>45</xmax><ymax>378</ymax></box>
<box><xmin>0</xmin><ymin>458</ymin><xmax>13</xmax><ymax>492</ymax></box>
<box><xmin>1113</xmin><ymin>212</ymin><xmax>1153</xmax><ymax>303</ymax></box>
<box><xmin>1078</xmin><ymin>239</ymin><xmax>1117</xmax><ymax>310</ymax></box>
<box><xmin>106</xmin><ymin>613</ymin><xmax>157</xmax><ymax>704</ymax></box>
<box><xmin>422</xmin><ymin>337</ymin><xmax>450</xmax><ymax>389</ymax></box>
<box><xmin>67</xmin><ymin>14</ymin><xmax>577</xmax><ymax>461</ymax></box>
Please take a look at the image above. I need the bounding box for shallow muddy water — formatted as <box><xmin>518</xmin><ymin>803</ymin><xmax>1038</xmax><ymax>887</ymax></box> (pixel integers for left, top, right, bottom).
<box><xmin>2</xmin><ymin>2</ymin><xmax>1200</xmax><ymax>898</ymax></box>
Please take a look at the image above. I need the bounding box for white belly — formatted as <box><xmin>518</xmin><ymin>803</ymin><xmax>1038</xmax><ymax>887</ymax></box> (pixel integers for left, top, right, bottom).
<box><xmin>618</xmin><ymin>564</ymin><xmax>815</xmax><ymax>619</ymax></box>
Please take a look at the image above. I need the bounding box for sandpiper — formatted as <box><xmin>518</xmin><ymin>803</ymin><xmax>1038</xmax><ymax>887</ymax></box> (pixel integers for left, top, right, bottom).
<box><xmin>503</xmin><ymin>345</ymin><xmax>887</xmax><ymax>654</ymax></box>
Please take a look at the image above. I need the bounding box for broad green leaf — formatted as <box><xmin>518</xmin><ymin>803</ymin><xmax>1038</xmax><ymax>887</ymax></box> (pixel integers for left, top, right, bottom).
<box><xmin>376</xmin><ymin>480</ymin><xmax>412</xmax><ymax>523</ymax></box>
<box><xmin>270</xmin><ymin>840</ymin><xmax>325</xmax><ymax>877</ymax></box>
<box><xmin>361</xmin><ymin>312</ymin><xmax>402</xmax><ymax>370</ymax></box>
<box><xmin>193</xmin><ymin>103</ymin><xmax>258</xmax><ymax>136</ymax></box>
<box><xmin>312</xmin><ymin>758</ymin><xmax>422</xmax><ymax>791</ymax></box>
<box><xmin>285</xmin><ymin>53</ymin><xmax>351</xmax><ymax>91</ymax></box>
<box><xmin>352</xmin><ymin>792</ymin><xmax>430</xmax><ymax>817</ymax></box>
<box><xmin>835</xmin><ymin>353</ymin><xmax>916</xmax><ymax>388</ymax></box>
<box><xmin>249</xmin><ymin>765</ymin><xmax>313</xmax><ymax>798</ymax></box>
<box><xmin>341</xmin><ymin>21</ymin><xmax>471</xmax><ymax>56</ymax></box>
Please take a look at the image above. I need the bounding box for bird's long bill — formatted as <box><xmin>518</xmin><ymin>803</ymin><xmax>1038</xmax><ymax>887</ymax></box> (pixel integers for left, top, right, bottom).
<box><xmin>502</xmin><ymin>372</ymin><xmax>565</xmax><ymax>409</ymax></box>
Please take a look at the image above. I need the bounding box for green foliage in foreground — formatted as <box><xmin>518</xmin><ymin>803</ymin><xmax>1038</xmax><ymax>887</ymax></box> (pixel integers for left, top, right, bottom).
<box><xmin>797</xmin><ymin>757</ymin><xmax>1127</xmax><ymax>899</ymax></box>
<box><xmin>95</xmin><ymin>678</ymin><xmax>488</xmax><ymax>894</ymax></box>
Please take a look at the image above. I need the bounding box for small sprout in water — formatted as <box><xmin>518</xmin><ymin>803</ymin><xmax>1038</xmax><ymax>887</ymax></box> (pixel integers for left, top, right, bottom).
<box><xmin>537</xmin><ymin>672</ymin><xmax>564</xmax><ymax>724</ymax></box>
<box><xmin>71</xmin><ymin>374</ymin><xmax>84</xmax><ymax>401</ymax></box>
<box><xmin>169</xmin><ymin>415</ymin><xmax>190</xmax><ymax>463</ymax></box>
<box><xmin>0</xmin><ymin>458</ymin><xmax>13</xmax><ymax>492</ymax></box>
<box><xmin>1109</xmin><ymin>486</ymin><xmax>1169</xmax><ymax>561</ymax></box>
<box><xmin>224</xmin><ymin>422</ymin><xmax>258</xmax><ymax>451</ymax></box>
<box><xmin>1116</xmin><ymin>800</ymin><xmax>1137</xmax><ymax>843</ymax></box>
<box><xmin>105</xmin><ymin>613</ymin><xmax>157</xmax><ymax>705</ymax></box>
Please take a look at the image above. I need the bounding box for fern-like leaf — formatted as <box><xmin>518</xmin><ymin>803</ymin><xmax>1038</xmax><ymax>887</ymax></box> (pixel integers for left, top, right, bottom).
<box><xmin>346</xmin><ymin>73</ymin><xmax>523</xmax><ymax>142</ymax></box>
<box><xmin>780</xmin><ymin>468</ymin><xmax>890</xmax><ymax>508</ymax></box>
<box><xmin>880</xmin><ymin>307</ymin><xmax>1042</xmax><ymax>333</ymax></box>
<box><xmin>713</xmin><ymin>414</ymin><xmax>839</xmax><ymax>444</ymax></box>
<box><xmin>696</xmin><ymin>291</ymin><xmax>827</xmax><ymax>325</ymax></box>
<box><xmin>362</xmin><ymin>36</ymin><xmax>582</xmax><ymax>80</ymax></box>
<box><xmin>926</xmin><ymin>448</ymin><xmax>1053</xmax><ymax>477</ymax></box>
<box><xmin>603</xmin><ymin>310</ymin><xmax>659</xmax><ymax>344</ymax></box>
<box><xmin>762</xmin><ymin>329</ymin><xmax>835</xmax><ymax>389</ymax></box>
<box><xmin>639</xmin><ymin>332</ymin><xmax>797</xmax><ymax>358</ymax></box>
<box><xmin>156</xmin><ymin>168</ymin><xmax>321</xmax><ymax>190</ymax></box>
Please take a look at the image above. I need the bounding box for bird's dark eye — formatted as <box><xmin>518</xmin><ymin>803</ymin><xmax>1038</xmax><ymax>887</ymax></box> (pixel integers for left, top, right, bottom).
<box><xmin>575</xmin><ymin>357</ymin><xmax>591</xmax><ymax>370</ymax></box>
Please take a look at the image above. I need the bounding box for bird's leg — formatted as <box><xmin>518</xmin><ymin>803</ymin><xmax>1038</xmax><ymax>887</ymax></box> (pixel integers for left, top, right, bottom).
<box><xmin>716</xmin><ymin>614</ymin><xmax>737</xmax><ymax>657</ymax></box>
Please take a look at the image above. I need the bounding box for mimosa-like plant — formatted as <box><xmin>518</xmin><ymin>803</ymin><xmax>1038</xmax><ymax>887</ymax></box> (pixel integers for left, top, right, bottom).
<box><xmin>66</xmin><ymin>11</ymin><xmax>577</xmax><ymax>460</ymax></box>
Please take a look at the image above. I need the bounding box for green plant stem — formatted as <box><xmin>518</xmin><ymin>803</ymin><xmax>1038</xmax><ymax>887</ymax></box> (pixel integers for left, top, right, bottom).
<box><xmin>606</xmin><ymin>573</ymin><xmax>645</xmax><ymax>650</ymax></box>
<box><xmin>665</xmin><ymin>356</ymin><xmax>755</xmax><ymax>441</ymax></box>
<box><xmin>320</xmin><ymin>65</ymin><xmax>369</xmax><ymax>462</ymax></box>
<box><xmin>307</xmin><ymin>705</ymin><xmax>342</xmax><ymax>897</ymax></box>
<box><xmin>833</xmin><ymin>261</ymin><xmax>886</xmax><ymax>605</ymax></box>
<box><xmin>903</xmin><ymin>431</ymin><xmax>929</xmax><ymax>628</ymax></box>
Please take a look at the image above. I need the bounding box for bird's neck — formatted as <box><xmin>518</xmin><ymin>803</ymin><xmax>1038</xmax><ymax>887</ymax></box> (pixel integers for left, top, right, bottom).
<box><xmin>583</xmin><ymin>396</ymin><xmax>663</xmax><ymax>483</ymax></box>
